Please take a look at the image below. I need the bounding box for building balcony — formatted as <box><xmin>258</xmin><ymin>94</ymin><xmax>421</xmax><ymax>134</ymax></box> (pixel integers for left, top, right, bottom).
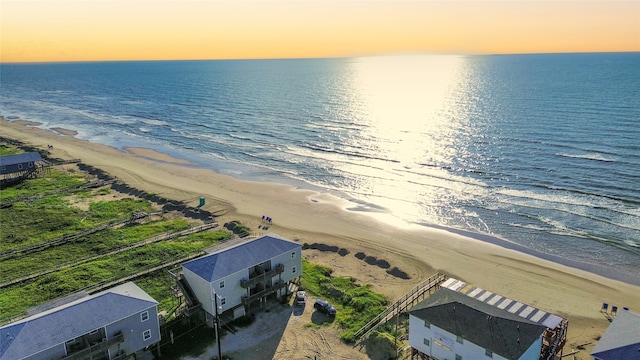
<box><xmin>61</xmin><ymin>332</ymin><xmax>124</xmax><ymax>360</ymax></box>
<box><xmin>241</xmin><ymin>264</ymin><xmax>284</xmax><ymax>288</ymax></box>
<box><xmin>241</xmin><ymin>280</ymin><xmax>287</xmax><ymax>305</ymax></box>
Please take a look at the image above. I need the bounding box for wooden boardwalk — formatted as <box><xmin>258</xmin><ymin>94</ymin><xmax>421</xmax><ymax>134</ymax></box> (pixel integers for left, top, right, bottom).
<box><xmin>0</xmin><ymin>223</ymin><xmax>218</xmax><ymax>289</ymax></box>
<box><xmin>353</xmin><ymin>272</ymin><xmax>448</xmax><ymax>342</ymax></box>
<box><xmin>0</xmin><ymin>211</ymin><xmax>164</xmax><ymax>259</ymax></box>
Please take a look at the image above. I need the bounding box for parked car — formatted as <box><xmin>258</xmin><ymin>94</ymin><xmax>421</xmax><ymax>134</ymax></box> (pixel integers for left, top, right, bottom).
<box><xmin>314</xmin><ymin>299</ymin><xmax>337</xmax><ymax>316</ymax></box>
<box><xmin>295</xmin><ymin>290</ymin><xmax>307</xmax><ymax>306</ymax></box>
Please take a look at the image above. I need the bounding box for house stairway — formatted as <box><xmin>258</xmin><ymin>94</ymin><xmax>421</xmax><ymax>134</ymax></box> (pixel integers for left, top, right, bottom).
<box><xmin>353</xmin><ymin>272</ymin><xmax>448</xmax><ymax>343</ymax></box>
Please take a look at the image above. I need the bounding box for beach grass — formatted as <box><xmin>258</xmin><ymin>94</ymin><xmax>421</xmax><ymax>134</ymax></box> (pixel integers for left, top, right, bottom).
<box><xmin>0</xmin><ymin>144</ymin><xmax>21</xmax><ymax>156</ymax></box>
<box><xmin>1</xmin><ymin>167</ymin><xmax>157</xmax><ymax>252</ymax></box>
<box><xmin>0</xmin><ymin>219</ymin><xmax>193</xmax><ymax>283</ymax></box>
<box><xmin>0</xmin><ymin>152</ymin><xmax>234</xmax><ymax>323</ymax></box>
<box><xmin>302</xmin><ymin>259</ymin><xmax>389</xmax><ymax>343</ymax></box>
<box><xmin>0</xmin><ymin>168</ymin><xmax>86</xmax><ymax>202</ymax></box>
<box><xmin>0</xmin><ymin>230</ymin><xmax>231</xmax><ymax>322</ymax></box>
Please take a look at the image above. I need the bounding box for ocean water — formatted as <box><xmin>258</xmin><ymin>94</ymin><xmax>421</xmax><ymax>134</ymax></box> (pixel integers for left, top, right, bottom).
<box><xmin>2</xmin><ymin>53</ymin><xmax>639</xmax><ymax>284</ymax></box>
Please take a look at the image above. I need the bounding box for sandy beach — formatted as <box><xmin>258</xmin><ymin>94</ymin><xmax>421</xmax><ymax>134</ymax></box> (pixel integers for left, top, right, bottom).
<box><xmin>2</xmin><ymin>117</ymin><xmax>639</xmax><ymax>357</ymax></box>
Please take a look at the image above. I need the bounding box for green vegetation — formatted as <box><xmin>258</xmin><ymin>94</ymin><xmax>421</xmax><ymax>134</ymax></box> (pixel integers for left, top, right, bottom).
<box><xmin>88</xmin><ymin>198</ymin><xmax>154</xmax><ymax>221</ymax></box>
<box><xmin>0</xmin><ymin>145</ymin><xmax>21</xmax><ymax>156</ymax></box>
<box><xmin>224</xmin><ymin>220</ymin><xmax>251</xmax><ymax>237</ymax></box>
<box><xmin>95</xmin><ymin>187</ymin><xmax>111</xmax><ymax>196</ymax></box>
<box><xmin>301</xmin><ymin>259</ymin><xmax>389</xmax><ymax>343</ymax></box>
<box><xmin>1</xmin><ymin>196</ymin><xmax>156</xmax><ymax>252</ymax></box>
<box><xmin>0</xmin><ymin>153</ymin><xmax>233</xmax><ymax>323</ymax></box>
<box><xmin>0</xmin><ymin>168</ymin><xmax>86</xmax><ymax>201</ymax></box>
<box><xmin>134</xmin><ymin>271</ymin><xmax>182</xmax><ymax>317</ymax></box>
<box><xmin>0</xmin><ymin>229</ymin><xmax>231</xmax><ymax>321</ymax></box>
<box><xmin>0</xmin><ymin>219</ymin><xmax>192</xmax><ymax>283</ymax></box>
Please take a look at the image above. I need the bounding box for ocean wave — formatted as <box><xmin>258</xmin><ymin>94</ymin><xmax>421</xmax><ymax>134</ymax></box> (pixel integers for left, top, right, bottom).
<box><xmin>307</xmin><ymin>122</ymin><xmax>366</xmax><ymax>132</ymax></box>
<box><xmin>40</xmin><ymin>90</ymin><xmax>74</xmax><ymax>95</ymax></box>
<box><xmin>501</xmin><ymin>136</ymin><xmax>634</xmax><ymax>162</ymax></box>
<box><xmin>501</xmin><ymin>185</ymin><xmax>640</xmax><ymax>207</ymax></box>
<box><xmin>298</xmin><ymin>142</ymin><xmax>400</xmax><ymax>164</ymax></box>
<box><xmin>141</xmin><ymin>118</ymin><xmax>169</xmax><ymax>126</ymax></box>
<box><xmin>496</xmin><ymin>188</ymin><xmax>599</xmax><ymax>208</ymax></box>
<box><xmin>417</xmin><ymin>162</ymin><xmax>485</xmax><ymax>175</ymax></box>
<box><xmin>624</xmin><ymin>240</ymin><xmax>640</xmax><ymax>248</ymax></box>
<box><xmin>498</xmin><ymin>198</ymin><xmax>640</xmax><ymax>232</ymax></box>
<box><xmin>556</xmin><ymin>152</ymin><xmax>617</xmax><ymax>162</ymax></box>
<box><xmin>228</xmin><ymin>133</ymin><xmax>251</xmax><ymax>141</ymax></box>
<box><xmin>119</xmin><ymin>100</ymin><xmax>147</xmax><ymax>105</ymax></box>
<box><xmin>505</xmin><ymin>223</ymin><xmax>550</xmax><ymax>232</ymax></box>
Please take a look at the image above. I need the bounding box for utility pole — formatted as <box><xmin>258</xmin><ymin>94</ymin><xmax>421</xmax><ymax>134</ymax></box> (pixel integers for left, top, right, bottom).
<box><xmin>213</xmin><ymin>292</ymin><xmax>223</xmax><ymax>360</ymax></box>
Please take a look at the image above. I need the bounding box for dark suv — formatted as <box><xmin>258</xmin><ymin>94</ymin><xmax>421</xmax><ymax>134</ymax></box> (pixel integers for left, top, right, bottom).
<box><xmin>314</xmin><ymin>299</ymin><xmax>337</xmax><ymax>316</ymax></box>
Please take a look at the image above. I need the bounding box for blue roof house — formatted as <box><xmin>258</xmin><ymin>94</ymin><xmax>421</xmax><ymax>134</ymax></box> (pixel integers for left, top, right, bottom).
<box><xmin>591</xmin><ymin>309</ymin><xmax>640</xmax><ymax>360</ymax></box>
<box><xmin>0</xmin><ymin>152</ymin><xmax>45</xmax><ymax>180</ymax></box>
<box><xmin>0</xmin><ymin>282</ymin><xmax>160</xmax><ymax>360</ymax></box>
<box><xmin>181</xmin><ymin>233</ymin><xmax>302</xmax><ymax>325</ymax></box>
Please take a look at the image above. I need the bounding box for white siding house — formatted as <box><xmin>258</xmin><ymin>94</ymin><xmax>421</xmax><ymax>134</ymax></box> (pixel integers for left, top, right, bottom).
<box><xmin>181</xmin><ymin>233</ymin><xmax>302</xmax><ymax>325</ymax></box>
<box><xmin>408</xmin><ymin>279</ymin><xmax>567</xmax><ymax>360</ymax></box>
<box><xmin>0</xmin><ymin>282</ymin><xmax>160</xmax><ymax>360</ymax></box>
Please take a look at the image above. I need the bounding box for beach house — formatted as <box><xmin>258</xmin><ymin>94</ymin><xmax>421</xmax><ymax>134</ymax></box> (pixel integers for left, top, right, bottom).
<box><xmin>0</xmin><ymin>282</ymin><xmax>160</xmax><ymax>360</ymax></box>
<box><xmin>590</xmin><ymin>309</ymin><xmax>640</xmax><ymax>360</ymax></box>
<box><xmin>180</xmin><ymin>233</ymin><xmax>302</xmax><ymax>326</ymax></box>
<box><xmin>408</xmin><ymin>278</ymin><xmax>568</xmax><ymax>360</ymax></box>
<box><xmin>0</xmin><ymin>152</ymin><xmax>46</xmax><ymax>182</ymax></box>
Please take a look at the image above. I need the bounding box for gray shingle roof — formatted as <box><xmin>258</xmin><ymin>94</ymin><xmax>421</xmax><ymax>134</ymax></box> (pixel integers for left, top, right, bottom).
<box><xmin>0</xmin><ymin>282</ymin><xmax>157</xmax><ymax>360</ymax></box>
<box><xmin>410</xmin><ymin>288</ymin><xmax>547</xmax><ymax>360</ymax></box>
<box><xmin>0</xmin><ymin>152</ymin><xmax>42</xmax><ymax>166</ymax></box>
<box><xmin>591</xmin><ymin>310</ymin><xmax>640</xmax><ymax>360</ymax></box>
<box><xmin>182</xmin><ymin>233</ymin><xmax>301</xmax><ymax>282</ymax></box>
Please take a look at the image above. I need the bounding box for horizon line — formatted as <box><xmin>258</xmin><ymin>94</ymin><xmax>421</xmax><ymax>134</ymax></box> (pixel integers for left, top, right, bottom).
<box><xmin>2</xmin><ymin>50</ymin><xmax>639</xmax><ymax>65</ymax></box>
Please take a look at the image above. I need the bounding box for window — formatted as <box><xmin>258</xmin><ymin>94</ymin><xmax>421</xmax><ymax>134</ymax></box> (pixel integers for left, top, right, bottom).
<box><xmin>292</xmin><ymin>252</ymin><xmax>296</xmax><ymax>259</ymax></box>
<box><xmin>455</xmin><ymin>355</ymin><xmax>462</xmax><ymax>360</ymax></box>
<box><xmin>485</xmin><ymin>349</ymin><xmax>493</xmax><ymax>358</ymax></box>
<box><xmin>143</xmin><ymin>330</ymin><xmax>151</xmax><ymax>341</ymax></box>
<box><xmin>424</xmin><ymin>320</ymin><xmax>431</xmax><ymax>328</ymax></box>
<box><xmin>18</xmin><ymin>164</ymin><xmax>23</xmax><ymax>169</ymax></box>
<box><xmin>456</xmin><ymin>335</ymin><xmax>464</xmax><ymax>344</ymax></box>
<box><xmin>221</xmin><ymin>297</ymin><xmax>226</xmax><ymax>306</ymax></box>
<box><xmin>0</xmin><ymin>166</ymin><xmax>5</xmax><ymax>170</ymax></box>
<box><xmin>423</xmin><ymin>338</ymin><xmax>430</xmax><ymax>347</ymax></box>
<box><xmin>219</xmin><ymin>280</ymin><xmax>225</xmax><ymax>289</ymax></box>
<box><xmin>28</xmin><ymin>162</ymin><xmax>33</xmax><ymax>168</ymax></box>
<box><xmin>292</xmin><ymin>266</ymin><xmax>297</xmax><ymax>274</ymax></box>
<box><xmin>141</xmin><ymin>310</ymin><xmax>149</xmax><ymax>322</ymax></box>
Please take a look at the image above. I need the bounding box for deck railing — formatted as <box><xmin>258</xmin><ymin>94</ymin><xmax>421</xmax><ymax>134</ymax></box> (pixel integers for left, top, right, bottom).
<box><xmin>240</xmin><ymin>264</ymin><xmax>285</xmax><ymax>288</ymax></box>
<box><xmin>241</xmin><ymin>280</ymin><xmax>287</xmax><ymax>305</ymax></box>
<box><xmin>352</xmin><ymin>272</ymin><xmax>447</xmax><ymax>342</ymax></box>
<box><xmin>61</xmin><ymin>332</ymin><xmax>124</xmax><ymax>360</ymax></box>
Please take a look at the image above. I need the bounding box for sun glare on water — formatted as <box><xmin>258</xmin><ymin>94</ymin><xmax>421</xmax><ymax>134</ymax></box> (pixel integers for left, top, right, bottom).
<box><xmin>334</xmin><ymin>54</ymin><xmax>480</xmax><ymax>225</ymax></box>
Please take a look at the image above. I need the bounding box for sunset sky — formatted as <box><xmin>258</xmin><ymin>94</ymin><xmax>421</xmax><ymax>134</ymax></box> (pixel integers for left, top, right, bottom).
<box><xmin>1</xmin><ymin>0</ymin><xmax>639</xmax><ymax>63</ymax></box>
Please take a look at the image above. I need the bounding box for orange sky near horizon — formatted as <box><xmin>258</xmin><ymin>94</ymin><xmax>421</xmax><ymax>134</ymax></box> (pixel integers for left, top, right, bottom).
<box><xmin>1</xmin><ymin>0</ymin><xmax>639</xmax><ymax>63</ymax></box>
